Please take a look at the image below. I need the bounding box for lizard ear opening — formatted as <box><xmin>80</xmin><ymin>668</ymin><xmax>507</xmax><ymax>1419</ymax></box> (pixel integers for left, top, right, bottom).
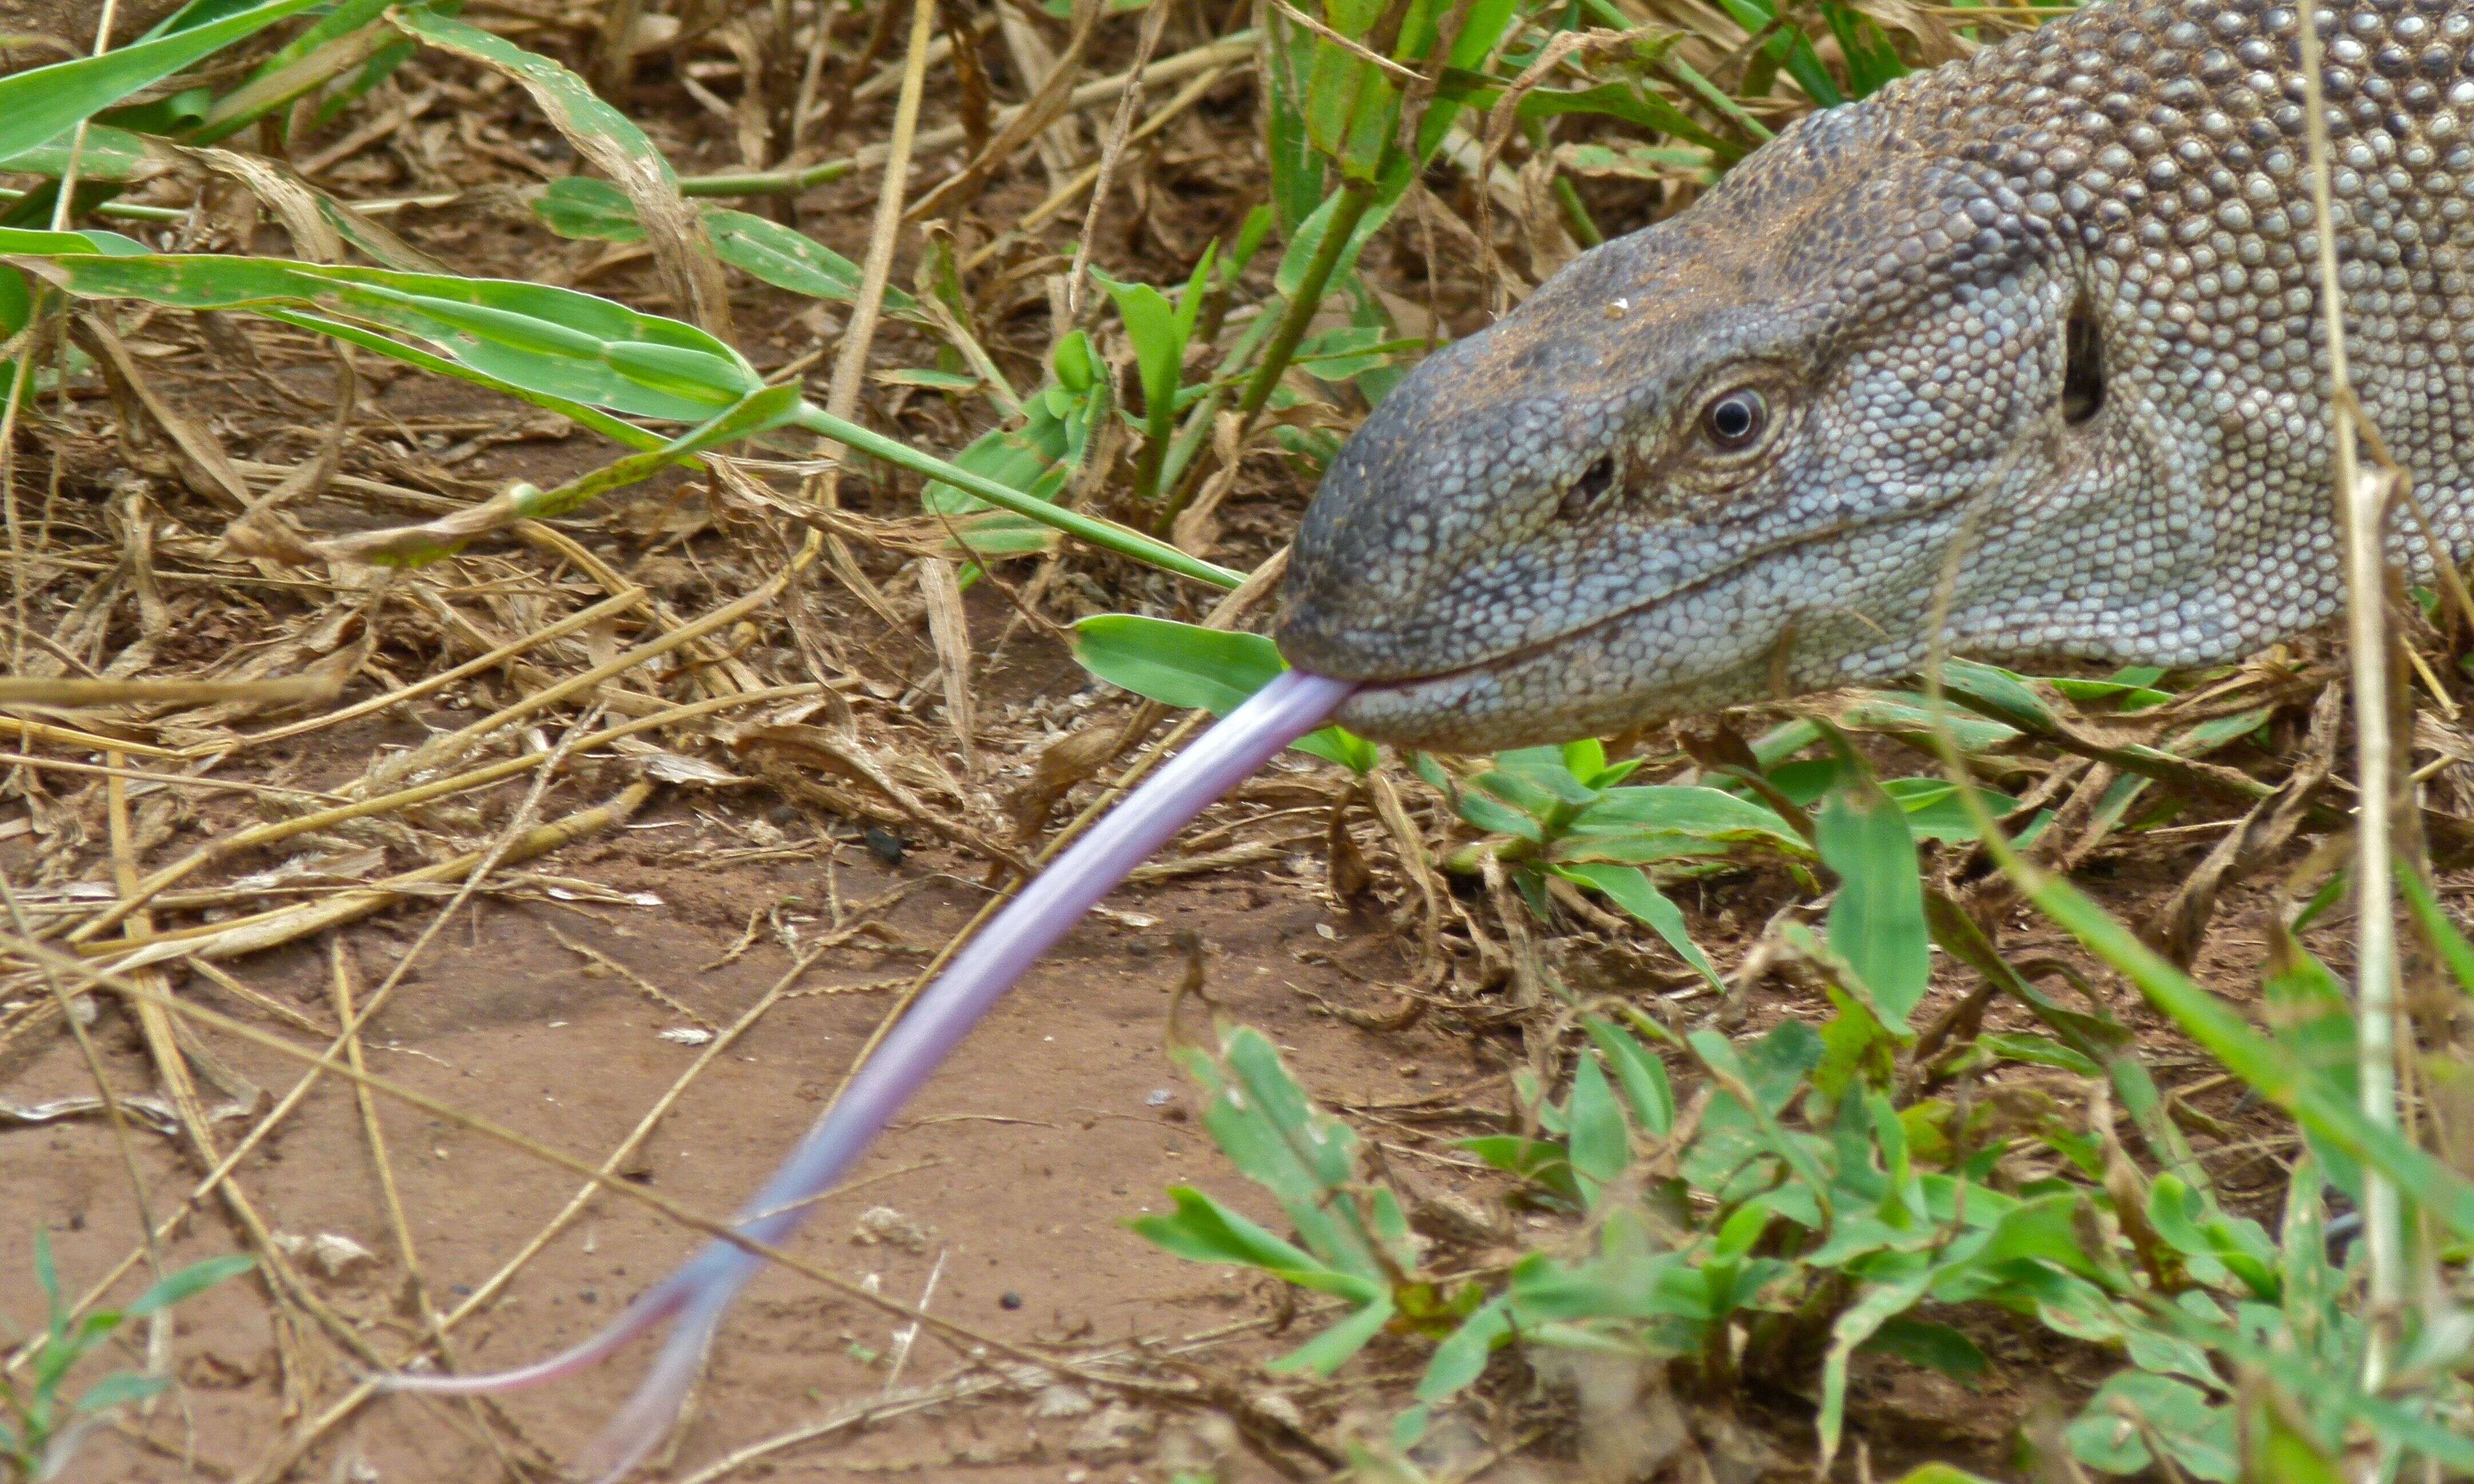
<box><xmin>2061</xmin><ymin>293</ymin><xmax>2104</xmax><ymax>425</ymax></box>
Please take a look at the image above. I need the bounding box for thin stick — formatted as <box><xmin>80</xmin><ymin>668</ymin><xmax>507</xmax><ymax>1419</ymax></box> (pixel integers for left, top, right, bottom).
<box><xmin>238</xmin><ymin>946</ymin><xmax>833</xmax><ymax>1482</ymax></box>
<box><xmin>958</xmin><ymin>64</ymin><xmax>1233</xmax><ymax>273</ymax></box>
<box><xmin>2298</xmin><ymin>0</ymin><xmax>2402</xmax><ymax>1382</ymax></box>
<box><xmin>0</xmin><ymin>933</ymin><xmax>1181</xmax><ymax>1399</ymax></box>
<box><xmin>0</xmin><ymin>751</ymin><xmax>348</xmax><ymax>804</ymax></box>
<box><xmin>820</xmin><ymin>0</ymin><xmax>936</xmax><ymax>441</ymax></box>
<box><xmin>222</xmin><ymin>583</ymin><xmax>648</xmax><ymax>749</ymax></box>
<box><xmin>676</xmin><ymin>34</ymin><xmax>1256</xmax><ymax>197</ymax></box>
<box><xmin>63</xmin><ymin>685</ymin><xmax>819</xmax><ymax>947</ymax></box>
<box><xmin>0</xmin><ymin>860</ymin><xmax>168</xmax><ymax>1300</ymax></box>
<box><xmin>1067</xmin><ymin>0</ymin><xmax>1176</xmax><ymax>317</ymax></box>
<box><xmin>48</xmin><ymin>0</ymin><xmax>123</xmax><ymax>234</ymax></box>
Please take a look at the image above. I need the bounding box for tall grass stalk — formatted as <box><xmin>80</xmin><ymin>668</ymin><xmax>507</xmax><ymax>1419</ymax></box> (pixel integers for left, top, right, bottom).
<box><xmin>2298</xmin><ymin>0</ymin><xmax>2405</xmax><ymax>1383</ymax></box>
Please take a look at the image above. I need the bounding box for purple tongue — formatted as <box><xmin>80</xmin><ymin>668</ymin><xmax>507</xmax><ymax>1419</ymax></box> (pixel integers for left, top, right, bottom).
<box><xmin>391</xmin><ymin>669</ymin><xmax>1360</xmax><ymax>1481</ymax></box>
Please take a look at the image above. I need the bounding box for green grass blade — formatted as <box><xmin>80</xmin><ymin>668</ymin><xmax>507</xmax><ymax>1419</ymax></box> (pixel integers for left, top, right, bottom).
<box><xmin>0</xmin><ymin>0</ymin><xmax>330</xmax><ymax>162</ymax></box>
<box><xmin>1816</xmin><ymin>780</ymin><xmax>1931</xmax><ymax>1033</ymax></box>
<box><xmin>255</xmin><ymin>310</ymin><xmax>667</xmax><ymax>450</ymax></box>
<box><xmin>794</xmin><ymin>403</ymin><xmax>1241</xmax><ymax>589</ymax></box>
<box><xmin>7</xmin><ymin>248</ymin><xmax>758</xmax><ymax>421</ymax></box>
<box><xmin>2000</xmin><ymin>848</ymin><xmax>2474</xmax><ymax>1240</ymax></box>
<box><xmin>0</xmin><ymin>123</ymin><xmax>164</xmax><ymax>182</ymax></box>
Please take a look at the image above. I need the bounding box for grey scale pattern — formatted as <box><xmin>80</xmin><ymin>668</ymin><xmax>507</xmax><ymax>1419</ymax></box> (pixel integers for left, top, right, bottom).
<box><xmin>1278</xmin><ymin>0</ymin><xmax>2474</xmax><ymax>750</ymax></box>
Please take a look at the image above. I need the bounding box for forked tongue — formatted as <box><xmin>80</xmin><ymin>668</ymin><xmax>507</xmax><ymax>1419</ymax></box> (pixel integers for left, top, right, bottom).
<box><xmin>387</xmin><ymin>669</ymin><xmax>1359</xmax><ymax>1482</ymax></box>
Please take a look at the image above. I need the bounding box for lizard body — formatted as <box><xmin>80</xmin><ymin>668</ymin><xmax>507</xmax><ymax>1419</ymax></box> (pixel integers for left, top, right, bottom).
<box><xmin>1280</xmin><ymin>0</ymin><xmax>2474</xmax><ymax>750</ymax></box>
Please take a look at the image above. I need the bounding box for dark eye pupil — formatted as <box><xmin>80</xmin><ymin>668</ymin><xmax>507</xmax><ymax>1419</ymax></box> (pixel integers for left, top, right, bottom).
<box><xmin>1708</xmin><ymin>392</ymin><xmax>1763</xmax><ymax>445</ymax></box>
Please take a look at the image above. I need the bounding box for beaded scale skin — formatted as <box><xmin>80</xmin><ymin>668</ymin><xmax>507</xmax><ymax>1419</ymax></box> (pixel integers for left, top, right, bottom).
<box><xmin>1278</xmin><ymin>0</ymin><xmax>2474</xmax><ymax>752</ymax></box>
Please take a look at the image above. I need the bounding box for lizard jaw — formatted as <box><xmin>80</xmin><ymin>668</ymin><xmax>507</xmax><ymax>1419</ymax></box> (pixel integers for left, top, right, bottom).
<box><xmin>1321</xmin><ymin>503</ymin><xmax>1964</xmax><ymax>752</ymax></box>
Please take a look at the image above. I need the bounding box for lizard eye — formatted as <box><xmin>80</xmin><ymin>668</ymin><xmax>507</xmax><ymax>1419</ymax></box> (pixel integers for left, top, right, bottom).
<box><xmin>1559</xmin><ymin>455</ymin><xmax>1617</xmax><ymax>519</ymax></box>
<box><xmin>1702</xmin><ymin>388</ymin><xmax>1767</xmax><ymax>449</ymax></box>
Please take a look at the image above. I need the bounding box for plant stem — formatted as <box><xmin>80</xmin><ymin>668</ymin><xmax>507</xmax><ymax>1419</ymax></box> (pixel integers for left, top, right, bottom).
<box><xmin>1236</xmin><ymin>179</ymin><xmax>1376</xmax><ymax>424</ymax></box>
<box><xmin>788</xmin><ymin>402</ymin><xmax>1241</xmax><ymax>590</ymax></box>
<box><xmin>0</xmin><ymin>187</ymin><xmax>182</xmax><ymax>224</ymax></box>
<box><xmin>1147</xmin><ymin>180</ymin><xmax>1377</xmax><ymax>536</ymax></box>
<box><xmin>1131</xmin><ymin>380</ymin><xmax>1176</xmax><ymax>507</ymax></box>
<box><xmin>2298</xmin><ymin>0</ymin><xmax>2403</xmax><ymax>1387</ymax></box>
<box><xmin>678</xmin><ymin>157</ymin><xmax>858</xmax><ymax>198</ymax></box>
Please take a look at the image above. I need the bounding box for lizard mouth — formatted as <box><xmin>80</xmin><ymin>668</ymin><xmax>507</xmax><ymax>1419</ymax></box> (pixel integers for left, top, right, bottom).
<box><xmin>1323</xmin><ymin>498</ymin><xmax>1968</xmax><ymax>745</ymax></box>
<box><xmin>1348</xmin><ymin>502</ymin><xmax>1941</xmax><ymax>691</ymax></box>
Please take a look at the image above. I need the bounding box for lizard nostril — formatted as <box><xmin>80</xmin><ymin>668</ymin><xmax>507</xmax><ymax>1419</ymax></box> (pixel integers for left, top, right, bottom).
<box><xmin>1560</xmin><ymin>456</ymin><xmax>1617</xmax><ymax>518</ymax></box>
<box><xmin>2062</xmin><ymin>294</ymin><xmax>2105</xmax><ymax>424</ymax></box>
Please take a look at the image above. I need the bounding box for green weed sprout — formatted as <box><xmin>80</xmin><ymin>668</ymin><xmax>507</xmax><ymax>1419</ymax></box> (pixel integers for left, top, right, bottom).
<box><xmin>2</xmin><ymin>1234</ymin><xmax>254</xmax><ymax>1483</ymax></box>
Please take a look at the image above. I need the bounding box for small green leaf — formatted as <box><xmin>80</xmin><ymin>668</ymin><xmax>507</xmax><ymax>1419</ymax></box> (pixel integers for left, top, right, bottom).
<box><xmin>1816</xmin><ymin>780</ymin><xmax>1930</xmax><ymax>1033</ymax></box>
<box><xmin>1581</xmin><ymin>1015</ymin><xmax>1675</xmax><ymax>1138</ymax></box>
<box><xmin>532</xmin><ymin>175</ymin><xmax>641</xmax><ymax>240</ymax></box>
<box><xmin>1860</xmin><ymin>1317</ymin><xmax>1988</xmax><ymax>1380</ymax></box>
<box><xmin>124</xmin><ymin>1252</ymin><xmax>254</xmax><ymax>1319</ymax></box>
<box><xmin>72</xmin><ymin>1370</ymin><xmax>171</xmax><ymax>1414</ymax></box>
<box><xmin>1418</xmin><ymin>1296</ymin><xmax>1511</xmax><ymax>1400</ymax></box>
<box><xmin>1566</xmin><ymin>1052</ymin><xmax>1629</xmax><ymax>1201</ymax></box>
<box><xmin>2067</xmin><ymin>1372</ymin><xmax>2238</xmax><ymax>1481</ymax></box>
<box><xmin>1130</xmin><ymin>1186</ymin><xmax>1321</xmax><ymax>1274</ymax></box>
<box><xmin>1068</xmin><ymin>615</ymin><xmax>1373</xmax><ymax>770</ymax></box>
<box><xmin>1553</xmin><ymin>863</ymin><xmax>1721</xmax><ymax>992</ymax></box>
<box><xmin>707</xmin><ymin>208</ymin><xmax>921</xmax><ymax>314</ymax></box>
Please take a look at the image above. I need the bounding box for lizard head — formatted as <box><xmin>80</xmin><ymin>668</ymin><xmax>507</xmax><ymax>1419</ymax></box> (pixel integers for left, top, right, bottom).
<box><xmin>1277</xmin><ymin>98</ymin><xmax>2125</xmax><ymax>752</ymax></box>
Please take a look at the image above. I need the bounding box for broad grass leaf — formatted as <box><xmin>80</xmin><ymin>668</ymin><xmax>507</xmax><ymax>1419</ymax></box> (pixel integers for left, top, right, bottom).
<box><xmin>707</xmin><ymin>209</ymin><xmax>920</xmax><ymax>313</ymax></box>
<box><xmin>0</xmin><ymin>0</ymin><xmax>331</xmax><ymax>163</ymax></box>
<box><xmin>0</xmin><ymin>123</ymin><xmax>167</xmax><ymax>182</ymax></box>
<box><xmin>1270</xmin><ymin>1291</ymin><xmax>1394</xmax><ymax>1375</ymax></box>
<box><xmin>314</xmin><ymin>386</ymin><xmax>801</xmax><ymax>565</ymax></box>
<box><xmin>1274</xmin><ymin>174</ymin><xmax>1404</xmax><ymax>299</ymax></box>
<box><xmin>1581</xmin><ymin>1015</ymin><xmax>1675</xmax><ymax>1136</ymax></box>
<box><xmin>1488</xmin><ymin>747</ymin><xmax>1597</xmax><ymax>806</ymax></box>
<box><xmin>1821</xmin><ymin>3</ymin><xmax>1906</xmax><ymax>96</ymax></box>
<box><xmin>533</xmin><ymin>179</ymin><xmax>924</xmax><ymax>317</ymax></box>
<box><xmin>1417</xmin><ymin>1296</ymin><xmax>1510</xmax><ymax>1400</ymax></box>
<box><xmin>1068</xmin><ymin>615</ymin><xmax>1374</xmax><ymax>771</ymax></box>
<box><xmin>1936</xmin><ymin>657</ymin><xmax>2058</xmax><ymax>731</ymax></box>
<box><xmin>1262</xmin><ymin>23</ymin><xmax>1326</xmax><ymax>231</ymax></box>
<box><xmin>1565</xmin><ymin>1052</ymin><xmax>1629</xmax><ymax>1202</ymax></box>
<box><xmin>1860</xmin><ymin>1317</ymin><xmax>1988</xmax><ymax>1380</ymax></box>
<box><xmin>8</xmin><ymin>251</ymin><xmax>758</xmax><ymax>421</ymax></box>
<box><xmin>1130</xmin><ymin>1186</ymin><xmax>1319</xmax><ymax>1274</ymax></box>
<box><xmin>257</xmin><ymin>308</ymin><xmax>666</xmax><ymax>449</ymax></box>
<box><xmin>1102</xmin><ymin>278</ymin><xmax>1183</xmax><ymax>421</ymax></box>
<box><xmin>71</xmin><ymin>1369</ymin><xmax>172</xmax><ymax>1415</ymax></box>
<box><xmin>1821</xmin><ymin>1262</ymin><xmax>1938</xmax><ymax>1469</ymax></box>
<box><xmin>1554</xmin><ymin>863</ymin><xmax>1721</xmax><ymax>992</ymax></box>
<box><xmin>1567</xmin><ymin>784</ymin><xmax>1797</xmax><ymax>837</ymax></box>
<box><xmin>182</xmin><ymin>3</ymin><xmax>406</xmax><ymax>144</ymax></box>
<box><xmin>532</xmin><ymin>176</ymin><xmax>644</xmax><ymax>240</ymax></box>
<box><xmin>1711</xmin><ymin>0</ymin><xmax>1842</xmax><ymax>107</ymax></box>
<box><xmin>1816</xmin><ymin>783</ymin><xmax>1929</xmax><ymax>1033</ymax></box>
<box><xmin>2067</xmin><ymin>1372</ymin><xmax>2237</xmax><ymax>1480</ymax></box>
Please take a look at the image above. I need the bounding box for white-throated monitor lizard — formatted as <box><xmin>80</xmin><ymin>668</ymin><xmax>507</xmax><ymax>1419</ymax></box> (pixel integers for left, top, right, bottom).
<box><xmin>1280</xmin><ymin>0</ymin><xmax>2471</xmax><ymax>750</ymax></box>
